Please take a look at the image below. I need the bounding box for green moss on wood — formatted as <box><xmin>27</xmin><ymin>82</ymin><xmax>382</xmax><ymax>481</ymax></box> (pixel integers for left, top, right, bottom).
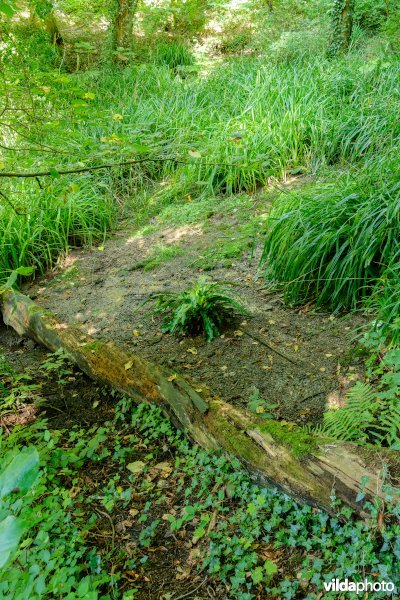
<box><xmin>207</xmin><ymin>406</ymin><xmax>265</xmax><ymax>467</ymax></box>
<box><xmin>259</xmin><ymin>421</ymin><xmax>325</xmax><ymax>458</ymax></box>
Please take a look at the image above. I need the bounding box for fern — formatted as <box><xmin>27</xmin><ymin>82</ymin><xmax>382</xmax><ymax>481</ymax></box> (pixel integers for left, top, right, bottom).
<box><xmin>319</xmin><ymin>383</ymin><xmax>377</xmax><ymax>444</ymax></box>
<box><xmin>152</xmin><ymin>278</ymin><xmax>250</xmax><ymax>342</ymax></box>
<box><xmin>308</xmin><ymin>381</ymin><xmax>400</xmax><ymax>448</ymax></box>
<box><xmin>371</xmin><ymin>399</ymin><xmax>400</xmax><ymax>449</ymax></box>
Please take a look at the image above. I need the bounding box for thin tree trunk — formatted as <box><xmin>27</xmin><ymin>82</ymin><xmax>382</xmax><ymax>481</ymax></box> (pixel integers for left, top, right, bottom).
<box><xmin>1</xmin><ymin>290</ymin><xmax>399</xmax><ymax>516</ymax></box>
<box><xmin>329</xmin><ymin>0</ymin><xmax>354</xmax><ymax>55</ymax></box>
<box><xmin>114</xmin><ymin>0</ymin><xmax>138</xmax><ymax>53</ymax></box>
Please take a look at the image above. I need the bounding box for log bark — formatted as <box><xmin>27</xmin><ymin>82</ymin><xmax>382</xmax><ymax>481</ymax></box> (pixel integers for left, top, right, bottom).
<box><xmin>1</xmin><ymin>290</ymin><xmax>399</xmax><ymax>515</ymax></box>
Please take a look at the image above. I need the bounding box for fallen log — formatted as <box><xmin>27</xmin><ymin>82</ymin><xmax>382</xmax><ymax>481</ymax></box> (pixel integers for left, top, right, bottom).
<box><xmin>1</xmin><ymin>289</ymin><xmax>399</xmax><ymax>515</ymax></box>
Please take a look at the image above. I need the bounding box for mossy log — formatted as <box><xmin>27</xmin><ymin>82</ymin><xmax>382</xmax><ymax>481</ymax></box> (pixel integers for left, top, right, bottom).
<box><xmin>1</xmin><ymin>290</ymin><xmax>398</xmax><ymax>515</ymax></box>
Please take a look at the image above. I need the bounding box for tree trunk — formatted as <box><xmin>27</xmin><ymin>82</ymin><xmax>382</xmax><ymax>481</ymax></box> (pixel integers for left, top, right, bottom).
<box><xmin>1</xmin><ymin>290</ymin><xmax>399</xmax><ymax>516</ymax></box>
<box><xmin>330</xmin><ymin>0</ymin><xmax>354</xmax><ymax>54</ymax></box>
<box><xmin>114</xmin><ymin>0</ymin><xmax>137</xmax><ymax>53</ymax></box>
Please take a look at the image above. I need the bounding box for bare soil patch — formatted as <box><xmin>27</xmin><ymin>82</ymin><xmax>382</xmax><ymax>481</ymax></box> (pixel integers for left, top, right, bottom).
<box><xmin>25</xmin><ymin>191</ymin><xmax>367</xmax><ymax>425</ymax></box>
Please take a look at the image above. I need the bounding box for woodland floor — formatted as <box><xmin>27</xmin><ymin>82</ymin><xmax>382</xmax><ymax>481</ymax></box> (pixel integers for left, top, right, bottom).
<box><xmin>0</xmin><ymin>329</ymin><xmax>232</xmax><ymax>599</ymax></box>
<box><xmin>21</xmin><ymin>185</ymin><xmax>366</xmax><ymax>425</ymax></box>
<box><xmin>0</xmin><ymin>186</ymin><xmax>383</xmax><ymax>599</ymax></box>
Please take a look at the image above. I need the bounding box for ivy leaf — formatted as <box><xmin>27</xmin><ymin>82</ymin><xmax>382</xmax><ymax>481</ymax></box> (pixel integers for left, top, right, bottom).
<box><xmin>14</xmin><ymin>266</ymin><xmax>35</xmax><ymax>277</ymax></box>
<box><xmin>264</xmin><ymin>559</ymin><xmax>278</xmax><ymax>576</ymax></box>
<box><xmin>251</xmin><ymin>566</ymin><xmax>263</xmax><ymax>584</ymax></box>
<box><xmin>127</xmin><ymin>461</ymin><xmax>146</xmax><ymax>474</ymax></box>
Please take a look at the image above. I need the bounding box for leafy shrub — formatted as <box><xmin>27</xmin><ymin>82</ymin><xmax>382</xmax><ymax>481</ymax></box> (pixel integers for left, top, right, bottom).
<box><xmin>153</xmin><ymin>278</ymin><xmax>249</xmax><ymax>341</ymax></box>
<box><xmin>354</xmin><ymin>0</ymin><xmax>389</xmax><ymax>32</ymax></box>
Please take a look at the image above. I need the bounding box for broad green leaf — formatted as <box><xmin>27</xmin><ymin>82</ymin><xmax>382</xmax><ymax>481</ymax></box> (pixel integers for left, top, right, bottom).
<box><xmin>0</xmin><ymin>516</ymin><xmax>23</xmax><ymax>568</ymax></box>
<box><xmin>0</xmin><ymin>1</ymin><xmax>16</xmax><ymax>17</ymax></box>
<box><xmin>0</xmin><ymin>447</ymin><xmax>39</xmax><ymax>499</ymax></box>
<box><xmin>14</xmin><ymin>266</ymin><xmax>35</xmax><ymax>276</ymax></box>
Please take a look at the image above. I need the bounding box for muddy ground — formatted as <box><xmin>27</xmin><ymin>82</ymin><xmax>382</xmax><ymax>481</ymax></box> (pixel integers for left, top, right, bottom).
<box><xmin>21</xmin><ymin>189</ymin><xmax>367</xmax><ymax>425</ymax></box>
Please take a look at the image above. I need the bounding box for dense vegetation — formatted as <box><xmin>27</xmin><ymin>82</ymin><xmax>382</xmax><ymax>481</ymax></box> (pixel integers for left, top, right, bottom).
<box><xmin>1</xmin><ymin>0</ymin><xmax>400</xmax><ymax>597</ymax></box>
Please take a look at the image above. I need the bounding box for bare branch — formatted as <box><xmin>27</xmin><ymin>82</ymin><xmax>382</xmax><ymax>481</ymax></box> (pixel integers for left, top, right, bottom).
<box><xmin>0</xmin><ymin>155</ymin><xmax>235</xmax><ymax>178</ymax></box>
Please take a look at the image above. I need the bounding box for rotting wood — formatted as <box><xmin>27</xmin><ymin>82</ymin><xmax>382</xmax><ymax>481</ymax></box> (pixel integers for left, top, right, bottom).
<box><xmin>1</xmin><ymin>289</ymin><xmax>399</xmax><ymax>516</ymax></box>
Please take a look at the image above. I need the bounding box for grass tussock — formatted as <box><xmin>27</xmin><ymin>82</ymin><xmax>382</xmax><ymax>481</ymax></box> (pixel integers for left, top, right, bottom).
<box><xmin>0</xmin><ymin>177</ymin><xmax>116</xmax><ymax>282</ymax></box>
<box><xmin>261</xmin><ymin>162</ymin><xmax>400</xmax><ymax>312</ymax></box>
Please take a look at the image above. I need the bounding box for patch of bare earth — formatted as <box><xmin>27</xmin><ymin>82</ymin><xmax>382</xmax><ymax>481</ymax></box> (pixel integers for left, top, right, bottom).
<box><xmin>25</xmin><ymin>193</ymin><xmax>367</xmax><ymax>426</ymax></box>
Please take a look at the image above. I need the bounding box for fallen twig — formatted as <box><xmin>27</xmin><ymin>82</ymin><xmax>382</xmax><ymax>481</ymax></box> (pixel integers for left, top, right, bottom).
<box><xmin>243</xmin><ymin>330</ymin><xmax>299</xmax><ymax>366</ymax></box>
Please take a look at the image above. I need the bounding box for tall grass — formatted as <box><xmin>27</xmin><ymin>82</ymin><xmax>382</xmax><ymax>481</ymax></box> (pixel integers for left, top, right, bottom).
<box><xmin>0</xmin><ymin>177</ymin><xmax>116</xmax><ymax>283</ymax></box>
<box><xmin>261</xmin><ymin>161</ymin><xmax>400</xmax><ymax>312</ymax></box>
<box><xmin>2</xmin><ymin>25</ymin><xmax>400</xmax><ymax>303</ymax></box>
<box><xmin>78</xmin><ymin>54</ymin><xmax>400</xmax><ymax>201</ymax></box>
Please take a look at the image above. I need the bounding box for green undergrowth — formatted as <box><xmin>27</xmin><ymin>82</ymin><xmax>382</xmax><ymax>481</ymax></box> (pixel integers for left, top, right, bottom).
<box><xmin>0</xmin><ymin>176</ymin><xmax>116</xmax><ymax>284</ymax></box>
<box><xmin>262</xmin><ymin>161</ymin><xmax>400</xmax><ymax>312</ymax></box>
<box><xmin>3</xmin><ymin>19</ymin><xmax>399</xmax><ymax>293</ymax></box>
<box><xmin>195</xmin><ymin>217</ymin><xmax>264</xmax><ymax>270</ymax></box>
<box><xmin>76</xmin><ymin>51</ymin><xmax>400</xmax><ymax>205</ymax></box>
<box><xmin>125</xmin><ymin>191</ymin><xmax>271</xmax><ymax>271</ymax></box>
<box><xmin>306</xmin><ymin>327</ymin><xmax>400</xmax><ymax>449</ymax></box>
<box><xmin>152</xmin><ymin>278</ymin><xmax>249</xmax><ymax>341</ymax></box>
<box><xmin>2</xmin><ymin>386</ymin><xmax>400</xmax><ymax>599</ymax></box>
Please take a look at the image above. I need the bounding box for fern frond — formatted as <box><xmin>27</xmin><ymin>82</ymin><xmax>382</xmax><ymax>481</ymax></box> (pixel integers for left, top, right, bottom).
<box><xmin>310</xmin><ymin>382</ymin><xmax>376</xmax><ymax>444</ymax></box>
